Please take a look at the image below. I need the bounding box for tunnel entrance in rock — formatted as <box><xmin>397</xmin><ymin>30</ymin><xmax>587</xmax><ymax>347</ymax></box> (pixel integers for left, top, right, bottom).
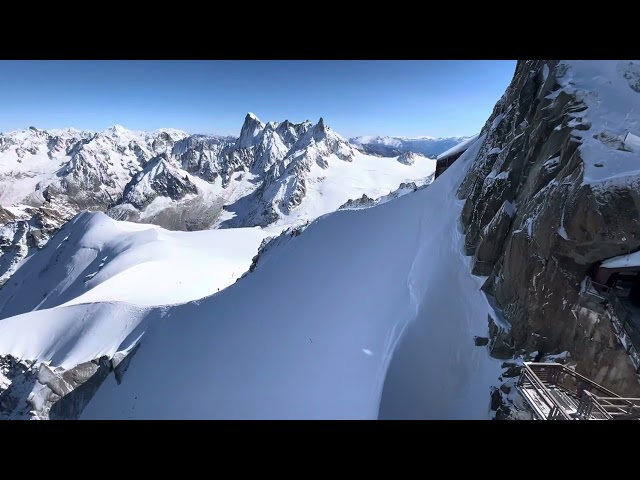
<box><xmin>593</xmin><ymin>265</ymin><xmax>640</xmax><ymax>308</ymax></box>
<box><xmin>607</xmin><ymin>272</ymin><xmax>640</xmax><ymax>306</ymax></box>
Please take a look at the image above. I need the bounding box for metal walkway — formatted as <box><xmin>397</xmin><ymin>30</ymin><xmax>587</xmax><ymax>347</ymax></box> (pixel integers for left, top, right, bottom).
<box><xmin>517</xmin><ymin>362</ymin><xmax>640</xmax><ymax>420</ymax></box>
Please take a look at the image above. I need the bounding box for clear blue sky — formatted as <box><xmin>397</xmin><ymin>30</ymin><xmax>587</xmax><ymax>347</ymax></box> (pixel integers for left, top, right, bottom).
<box><xmin>0</xmin><ymin>60</ymin><xmax>516</xmax><ymax>138</ymax></box>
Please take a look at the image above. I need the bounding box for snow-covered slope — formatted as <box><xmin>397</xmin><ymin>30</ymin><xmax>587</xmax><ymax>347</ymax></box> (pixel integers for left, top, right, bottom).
<box><xmin>0</xmin><ymin>134</ymin><xmax>493</xmax><ymax>420</ymax></box>
<box><xmin>0</xmin><ymin>135</ymin><xmax>497</xmax><ymax>419</ymax></box>
<box><xmin>0</xmin><ymin>211</ymin><xmax>269</xmax><ymax>419</ymax></box>
<box><xmin>0</xmin><ymin>212</ymin><xmax>269</xmax><ymax>320</ymax></box>
<box><xmin>40</xmin><ymin>135</ymin><xmax>495</xmax><ymax>419</ymax></box>
<box><xmin>558</xmin><ymin>61</ymin><xmax>640</xmax><ymax>188</ymax></box>
<box><xmin>350</xmin><ymin>135</ymin><xmax>471</xmax><ymax>158</ymax></box>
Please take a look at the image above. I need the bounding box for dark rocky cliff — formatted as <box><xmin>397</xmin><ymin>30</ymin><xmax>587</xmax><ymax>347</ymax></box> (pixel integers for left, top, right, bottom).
<box><xmin>458</xmin><ymin>60</ymin><xmax>640</xmax><ymax>395</ymax></box>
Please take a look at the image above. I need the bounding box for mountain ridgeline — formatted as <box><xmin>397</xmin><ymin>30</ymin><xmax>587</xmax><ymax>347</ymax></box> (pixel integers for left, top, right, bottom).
<box><xmin>0</xmin><ymin>115</ymin><xmax>449</xmax><ymax>230</ymax></box>
<box><xmin>0</xmin><ymin>115</ymin><xmax>440</xmax><ymax>287</ymax></box>
<box><xmin>349</xmin><ymin>135</ymin><xmax>470</xmax><ymax>157</ymax></box>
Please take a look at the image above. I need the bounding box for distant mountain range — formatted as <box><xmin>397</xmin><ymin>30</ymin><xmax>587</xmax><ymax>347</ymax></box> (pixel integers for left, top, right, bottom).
<box><xmin>349</xmin><ymin>135</ymin><xmax>471</xmax><ymax>158</ymax></box>
<box><xmin>0</xmin><ymin>114</ymin><xmax>442</xmax><ymax>286</ymax></box>
<box><xmin>0</xmin><ymin>115</ymin><xmax>451</xmax><ymax>230</ymax></box>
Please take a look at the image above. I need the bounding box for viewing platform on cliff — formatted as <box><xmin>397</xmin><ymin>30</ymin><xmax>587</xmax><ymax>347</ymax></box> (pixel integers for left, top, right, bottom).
<box><xmin>517</xmin><ymin>362</ymin><xmax>640</xmax><ymax>420</ymax></box>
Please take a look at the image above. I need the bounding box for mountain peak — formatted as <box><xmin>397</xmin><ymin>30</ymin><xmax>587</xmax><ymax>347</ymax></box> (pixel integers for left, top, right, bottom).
<box><xmin>312</xmin><ymin>117</ymin><xmax>328</xmax><ymax>139</ymax></box>
<box><xmin>238</xmin><ymin>113</ymin><xmax>266</xmax><ymax>149</ymax></box>
<box><xmin>103</xmin><ymin>125</ymin><xmax>134</xmax><ymax>138</ymax></box>
<box><xmin>397</xmin><ymin>151</ymin><xmax>419</xmax><ymax>165</ymax></box>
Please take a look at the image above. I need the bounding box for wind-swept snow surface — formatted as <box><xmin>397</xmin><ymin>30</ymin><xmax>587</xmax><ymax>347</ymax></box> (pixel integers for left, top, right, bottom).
<box><xmin>0</xmin><ymin>302</ymin><xmax>150</xmax><ymax>370</ymax></box>
<box><xmin>80</xmin><ymin>135</ymin><xmax>501</xmax><ymax>420</ymax></box>
<box><xmin>0</xmin><ymin>213</ymin><xmax>269</xmax><ymax>316</ymax></box>
<box><xmin>553</xmin><ymin>61</ymin><xmax>640</xmax><ymax>188</ymax></box>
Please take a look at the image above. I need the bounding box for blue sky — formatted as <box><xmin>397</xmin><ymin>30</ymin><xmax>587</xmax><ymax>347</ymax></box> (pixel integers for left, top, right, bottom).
<box><xmin>0</xmin><ymin>60</ymin><xmax>516</xmax><ymax>138</ymax></box>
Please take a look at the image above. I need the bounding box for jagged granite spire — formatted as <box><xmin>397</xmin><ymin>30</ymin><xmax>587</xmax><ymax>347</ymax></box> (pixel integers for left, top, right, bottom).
<box><xmin>237</xmin><ymin>113</ymin><xmax>266</xmax><ymax>149</ymax></box>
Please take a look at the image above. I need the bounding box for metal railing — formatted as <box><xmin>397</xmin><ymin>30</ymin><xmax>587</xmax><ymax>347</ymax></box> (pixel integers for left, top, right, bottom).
<box><xmin>576</xmin><ymin>391</ymin><xmax>612</xmax><ymax>420</ymax></box>
<box><xmin>592</xmin><ymin>395</ymin><xmax>640</xmax><ymax>417</ymax></box>
<box><xmin>583</xmin><ymin>277</ymin><xmax>610</xmax><ymax>298</ymax></box>
<box><xmin>517</xmin><ymin>363</ymin><xmax>573</xmax><ymax>420</ymax></box>
<box><xmin>517</xmin><ymin>362</ymin><xmax>640</xmax><ymax>420</ymax></box>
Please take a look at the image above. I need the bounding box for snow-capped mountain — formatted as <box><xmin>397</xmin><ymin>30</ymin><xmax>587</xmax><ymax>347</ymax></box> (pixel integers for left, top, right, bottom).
<box><xmin>0</xmin><ymin>200</ymin><xmax>76</xmax><ymax>287</ymax></box>
<box><xmin>0</xmin><ymin>125</ymin><xmax>190</xmax><ymax>209</ymax></box>
<box><xmin>4</xmin><ymin>60</ymin><xmax>640</xmax><ymax>419</ymax></box>
<box><xmin>0</xmin><ymin>115</ymin><xmax>436</xmax><ymax>297</ymax></box>
<box><xmin>0</xmin><ymin>138</ymin><xmax>493</xmax><ymax>419</ymax></box>
<box><xmin>349</xmin><ymin>135</ymin><xmax>471</xmax><ymax>158</ymax></box>
<box><xmin>0</xmin><ymin>115</ymin><xmax>435</xmax><ymax>232</ymax></box>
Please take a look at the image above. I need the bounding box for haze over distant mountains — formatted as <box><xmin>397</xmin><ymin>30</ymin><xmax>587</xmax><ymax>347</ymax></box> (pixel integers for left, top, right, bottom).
<box><xmin>349</xmin><ymin>135</ymin><xmax>471</xmax><ymax>157</ymax></box>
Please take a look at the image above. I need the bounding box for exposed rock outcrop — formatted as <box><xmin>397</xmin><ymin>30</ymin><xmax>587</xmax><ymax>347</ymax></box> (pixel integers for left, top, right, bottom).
<box><xmin>120</xmin><ymin>156</ymin><xmax>199</xmax><ymax>210</ymax></box>
<box><xmin>458</xmin><ymin>60</ymin><xmax>640</xmax><ymax>396</ymax></box>
<box><xmin>397</xmin><ymin>151</ymin><xmax>416</xmax><ymax>165</ymax></box>
<box><xmin>0</xmin><ymin>201</ymin><xmax>77</xmax><ymax>287</ymax></box>
<box><xmin>338</xmin><ymin>181</ymin><xmax>430</xmax><ymax>212</ymax></box>
<box><xmin>0</xmin><ymin>344</ymin><xmax>141</xmax><ymax>420</ymax></box>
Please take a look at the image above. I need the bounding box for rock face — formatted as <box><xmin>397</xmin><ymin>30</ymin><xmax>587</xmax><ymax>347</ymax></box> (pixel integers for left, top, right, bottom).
<box><xmin>0</xmin><ymin>345</ymin><xmax>141</xmax><ymax>420</ymax></box>
<box><xmin>337</xmin><ymin>180</ymin><xmax>430</xmax><ymax>212</ymax></box>
<box><xmin>458</xmin><ymin>60</ymin><xmax>640</xmax><ymax>396</ymax></box>
<box><xmin>0</xmin><ymin>201</ymin><xmax>77</xmax><ymax>287</ymax></box>
<box><xmin>120</xmin><ymin>156</ymin><xmax>199</xmax><ymax>209</ymax></box>
<box><xmin>397</xmin><ymin>151</ymin><xmax>428</xmax><ymax>165</ymax></box>
<box><xmin>0</xmin><ymin>356</ymin><xmax>38</xmax><ymax>419</ymax></box>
